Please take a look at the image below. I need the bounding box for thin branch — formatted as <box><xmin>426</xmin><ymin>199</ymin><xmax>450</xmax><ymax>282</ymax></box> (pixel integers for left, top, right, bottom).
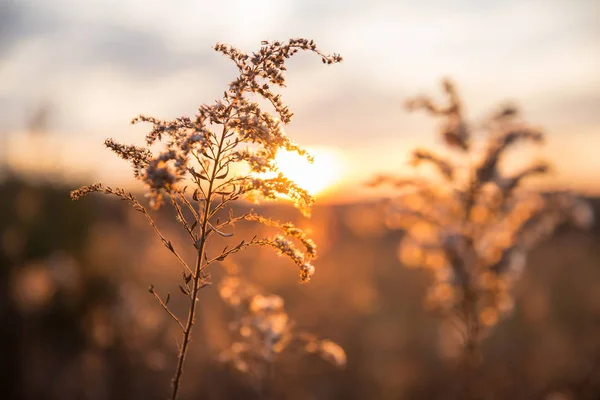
<box><xmin>201</xmin><ymin>236</ymin><xmax>265</xmax><ymax>271</ymax></box>
<box><xmin>140</xmin><ymin>208</ymin><xmax>195</xmax><ymax>277</ymax></box>
<box><xmin>176</xmin><ymin>192</ymin><xmax>199</xmax><ymax>221</ymax></box>
<box><xmin>149</xmin><ymin>287</ymin><xmax>185</xmax><ymax>331</ymax></box>
<box><xmin>170</xmin><ymin>195</ymin><xmax>198</xmax><ymax>242</ymax></box>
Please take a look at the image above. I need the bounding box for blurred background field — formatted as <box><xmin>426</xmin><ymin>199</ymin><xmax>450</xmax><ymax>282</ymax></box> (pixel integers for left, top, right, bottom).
<box><xmin>1</xmin><ymin>173</ymin><xmax>599</xmax><ymax>399</ymax></box>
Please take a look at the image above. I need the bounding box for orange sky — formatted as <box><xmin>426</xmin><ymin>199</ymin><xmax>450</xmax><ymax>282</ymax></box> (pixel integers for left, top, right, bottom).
<box><xmin>1</xmin><ymin>0</ymin><xmax>599</xmax><ymax>201</ymax></box>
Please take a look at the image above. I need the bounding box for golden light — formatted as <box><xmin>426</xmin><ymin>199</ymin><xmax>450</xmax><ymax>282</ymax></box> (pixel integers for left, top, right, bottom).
<box><xmin>274</xmin><ymin>147</ymin><xmax>343</xmax><ymax>196</ymax></box>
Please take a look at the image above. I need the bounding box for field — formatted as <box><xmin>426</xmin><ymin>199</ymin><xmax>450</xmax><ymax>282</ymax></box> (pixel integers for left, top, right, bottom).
<box><xmin>2</xmin><ymin>175</ymin><xmax>599</xmax><ymax>399</ymax></box>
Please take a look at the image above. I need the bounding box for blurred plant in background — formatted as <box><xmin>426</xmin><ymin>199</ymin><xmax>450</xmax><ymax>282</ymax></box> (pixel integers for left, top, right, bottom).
<box><xmin>71</xmin><ymin>38</ymin><xmax>342</xmax><ymax>399</ymax></box>
<box><xmin>369</xmin><ymin>79</ymin><xmax>594</xmax><ymax>370</ymax></box>
<box><xmin>218</xmin><ymin>275</ymin><xmax>346</xmax><ymax>395</ymax></box>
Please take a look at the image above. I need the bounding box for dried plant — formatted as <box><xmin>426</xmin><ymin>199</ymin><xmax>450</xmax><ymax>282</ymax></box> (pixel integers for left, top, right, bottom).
<box><xmin>369</xmin><ymin>79</ymin><xmax>594</xmax><ymax>366</ymax></box>
<box><xmin>71</xmin><ymin>39</ymin><xmax>341</xmax><ymax>399</ymax></box>
<box><xmin>218</xmin><ymin>275</ymin><xmax>346</xmax><ymax>394</ymax></box>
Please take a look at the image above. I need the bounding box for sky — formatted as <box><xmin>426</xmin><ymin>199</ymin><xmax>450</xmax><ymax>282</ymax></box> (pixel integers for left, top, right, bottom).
<box><xmin>1</xmin><ymin>0</ymin><xmax>599</xmax><ymax>201</ymax></box>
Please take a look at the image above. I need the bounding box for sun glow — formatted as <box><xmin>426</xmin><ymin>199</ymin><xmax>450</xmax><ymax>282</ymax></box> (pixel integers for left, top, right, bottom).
<box><xmin>274</xmin><ymin>148</ymin><xmax>343</xmax><ymax>196</ymax></box>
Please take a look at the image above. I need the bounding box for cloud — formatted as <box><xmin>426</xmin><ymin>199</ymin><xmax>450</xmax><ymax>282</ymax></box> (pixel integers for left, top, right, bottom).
<box><xmin>1</xmin><ymin>0</ymin><xmax>599</xmax><ymax>195</ymax></box>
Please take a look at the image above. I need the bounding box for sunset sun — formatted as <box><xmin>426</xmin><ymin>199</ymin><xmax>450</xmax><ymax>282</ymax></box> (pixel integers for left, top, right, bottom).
<box><xmin>274</xmin><ymin>148</ymin><xmax>343</xmax><ymax>196</ymax></box>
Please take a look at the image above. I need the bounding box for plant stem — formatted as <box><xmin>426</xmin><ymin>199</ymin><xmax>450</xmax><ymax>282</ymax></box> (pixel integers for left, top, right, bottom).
<box><xmin>453</xmin><ymin>159</ymin><xmax>482</xmax><ymax>399</ymax></box>
<box><xmin>170</xmin><ymin>126</ymin><xmax>229</xmax><ymax>400</ymax></box>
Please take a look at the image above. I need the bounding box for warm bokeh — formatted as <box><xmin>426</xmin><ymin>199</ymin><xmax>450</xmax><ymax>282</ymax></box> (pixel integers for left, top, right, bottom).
<box><xmin>2</xmin><ymin>1</ymin><xmax>600</xmax><ymax>400</ymax></box>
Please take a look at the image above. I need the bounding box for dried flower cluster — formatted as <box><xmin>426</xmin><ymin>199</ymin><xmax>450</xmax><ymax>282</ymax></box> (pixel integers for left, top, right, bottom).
<box><xmin>218</xmin><ymin>275</ymin><xmax>346</xmax><ymax>386</ymax></box>
<box><xmin>71</xmin><ymin>39</ymin><xmax>341</xmax><ymax>399</ymax></box>
<box><xmin>370</xmin><ymin>79</ymin><xmax>594</xmax><ymax>359</ymax></box>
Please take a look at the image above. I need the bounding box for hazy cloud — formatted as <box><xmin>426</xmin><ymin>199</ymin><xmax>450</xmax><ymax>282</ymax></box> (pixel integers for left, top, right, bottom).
<box><xmin>2</xmin><ymin>0</ymin><xmax>599</xmax><ymax>196</ymax></box>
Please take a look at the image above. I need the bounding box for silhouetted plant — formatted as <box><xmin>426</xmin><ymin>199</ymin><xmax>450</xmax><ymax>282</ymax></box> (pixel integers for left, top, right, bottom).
<box><xmin>71</xmin><ymin>39</ymin><xmax>342</xmax><ymax>399</ymax></box>
<box><xmin>369</xmin><ymin>79</ymin><xmax>594</xmax><ymax>368</ymax></box>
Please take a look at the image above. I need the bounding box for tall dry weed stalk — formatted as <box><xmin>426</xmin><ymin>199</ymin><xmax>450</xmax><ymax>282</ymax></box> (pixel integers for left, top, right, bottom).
<box><xmin>370</xmin><ymin>79</ymin><xmax>594</xmax><ymax>368</ymax></box>
<box><xmin>71</xmin><ymin>39</ymin><xmax>341</xmax><ymax>399</ymax></box>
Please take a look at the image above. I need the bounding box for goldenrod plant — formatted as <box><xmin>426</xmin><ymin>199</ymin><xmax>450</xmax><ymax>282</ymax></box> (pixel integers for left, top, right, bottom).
<box><xmin>370</xmin><ymin>79</ymin><xmax>594</xmax><ymax>367</ymax></box>
<box><xmin>71</xmin><ymin>39</ymin><xmax>342</xmax><ymax>399</ymax></box>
